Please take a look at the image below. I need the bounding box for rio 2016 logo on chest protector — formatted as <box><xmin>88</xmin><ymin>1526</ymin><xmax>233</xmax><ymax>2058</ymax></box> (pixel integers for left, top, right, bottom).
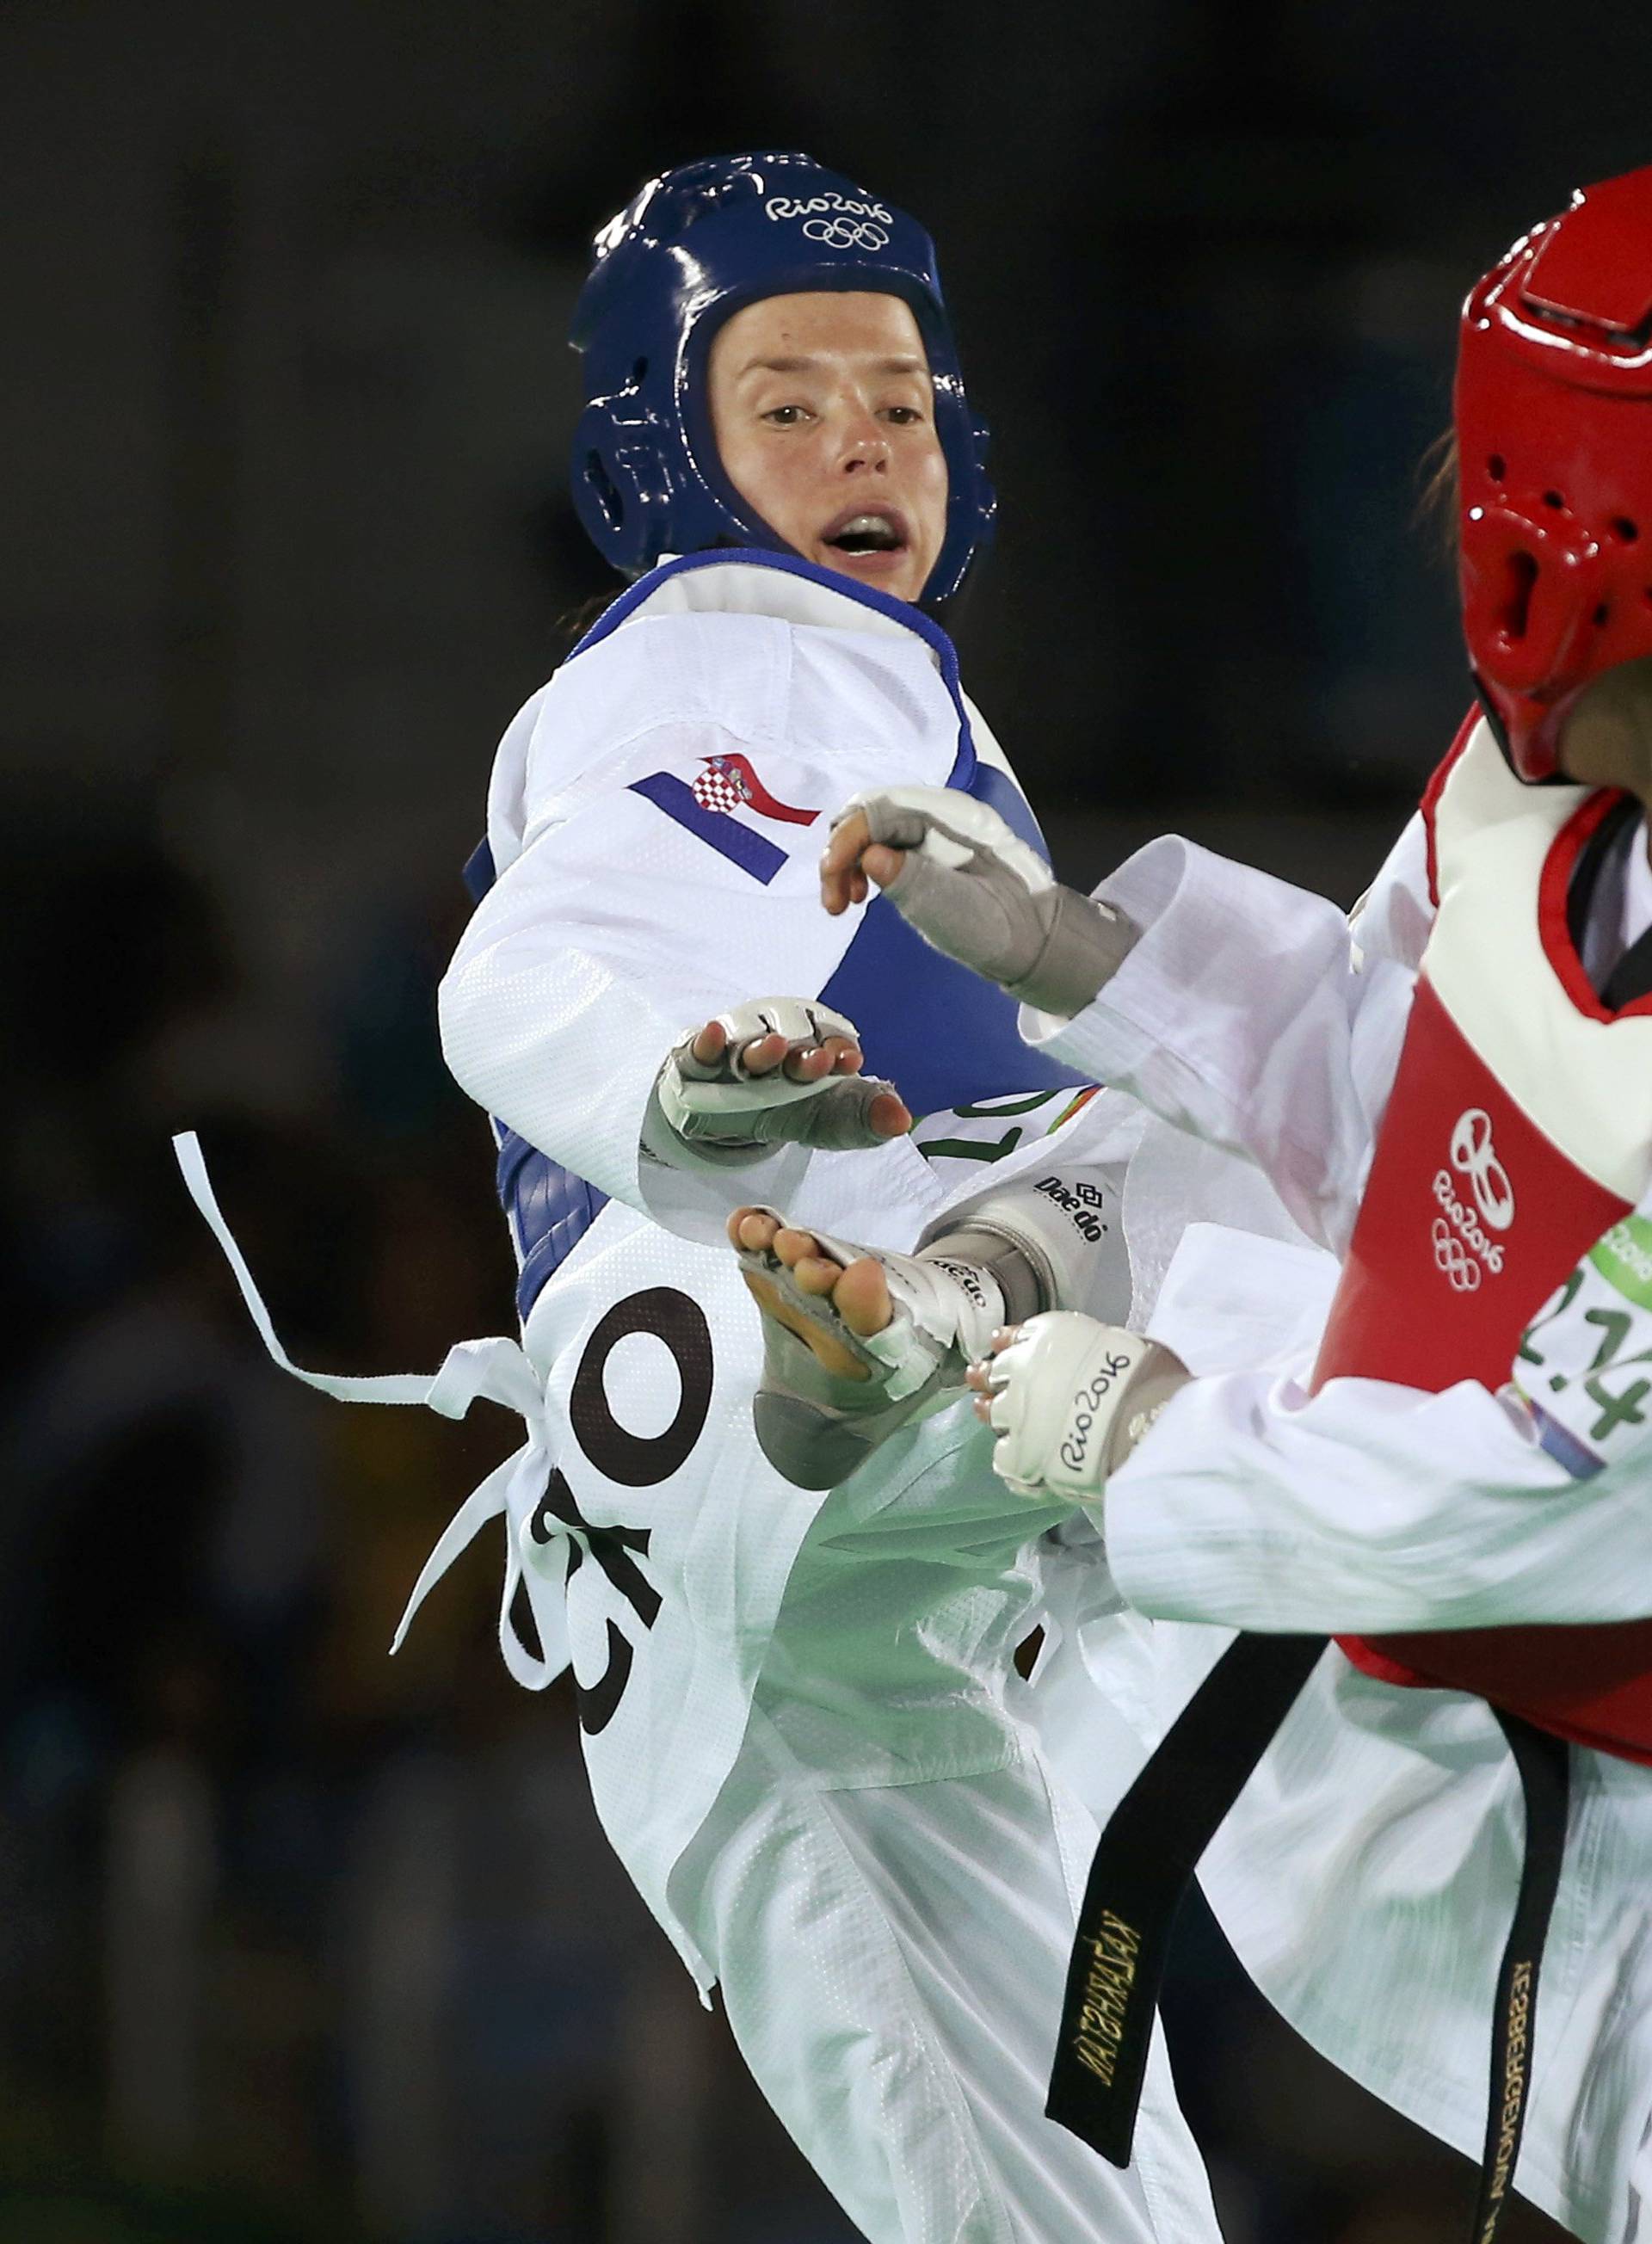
<box><xmin>1430</xmin><ymin>1106</ymin><xmax>1513</xmax><ymax>1290</ymax></box>
<box><xmin>764</xmin><ymin>192</ymin><xmax>892</xmax><ymax>252</ymax></box>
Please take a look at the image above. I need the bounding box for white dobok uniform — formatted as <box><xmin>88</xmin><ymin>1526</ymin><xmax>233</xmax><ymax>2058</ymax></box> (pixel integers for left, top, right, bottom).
<box><xmin>416</xmin><ymin>552</ymin><xmax>1224</xmax><ymax>2244</ymax></box>
<box><xmin>1013</xmin><ymin>718</ymin><xmax>1652</xmax><ymax>2244</ymax></box>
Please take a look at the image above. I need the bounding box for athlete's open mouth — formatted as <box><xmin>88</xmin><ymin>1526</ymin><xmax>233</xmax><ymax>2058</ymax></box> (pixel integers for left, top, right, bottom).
<box><xmin>822</xmin><ymin>507</ymin><xmax>910</xmax><ymax>557</ymax></box>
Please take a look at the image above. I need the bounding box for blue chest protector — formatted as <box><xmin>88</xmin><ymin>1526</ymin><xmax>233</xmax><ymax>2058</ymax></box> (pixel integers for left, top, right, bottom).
<box><xmin>466</xmin><ymin>552</ymin><xmax>1085</xmax><ymax>1321</ymax></box>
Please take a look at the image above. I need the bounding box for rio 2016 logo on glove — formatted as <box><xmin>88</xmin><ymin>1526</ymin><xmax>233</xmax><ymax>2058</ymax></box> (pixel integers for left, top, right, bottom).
<box><xmin>1059</xmin><ymin>1349</ymin><xmax>1137</xmax><ymax>1476</ymax></box>
<box><xmin>1513</xmin><ymin>1211</ymin><xmax>1652</xmax><ymax>1476</ymax></box>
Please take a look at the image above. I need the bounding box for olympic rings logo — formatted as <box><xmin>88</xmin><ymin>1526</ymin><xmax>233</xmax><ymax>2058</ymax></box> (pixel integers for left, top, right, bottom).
<box><xmin>1432</xmin><ymin>1217</ymin><xmax>1482</xmax><ymax>1292</ymax></box>
<box><xmin>802</xmin><ymin>216</ymin><xmax>890</xmax><ymax>251</ymax></box>
<box><xmin>1449</xmin><ymin>1107</ymin><xmax>1514</xmax><ymax>1230</ymax></box>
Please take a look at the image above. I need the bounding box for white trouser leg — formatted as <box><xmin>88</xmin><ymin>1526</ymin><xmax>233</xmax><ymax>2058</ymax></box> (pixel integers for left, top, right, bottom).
<box><xmin>674</xmin><ymin>1716</ymin><xmax>1221</xmax><ymax>2243</ymax></box>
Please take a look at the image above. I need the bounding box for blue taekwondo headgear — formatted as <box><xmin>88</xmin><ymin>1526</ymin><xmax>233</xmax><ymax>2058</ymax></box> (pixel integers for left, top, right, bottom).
<box><xmin>570</xmin><ymin>151</ymin><xmax>996</xmax><ymax>605</ymax></box>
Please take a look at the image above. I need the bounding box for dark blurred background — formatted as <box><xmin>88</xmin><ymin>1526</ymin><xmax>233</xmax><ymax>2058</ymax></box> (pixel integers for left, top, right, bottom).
<box><xmin>3</xmin><ymin>1</ymin><xmax>1640</xmax><ymax>2235</ymax></box>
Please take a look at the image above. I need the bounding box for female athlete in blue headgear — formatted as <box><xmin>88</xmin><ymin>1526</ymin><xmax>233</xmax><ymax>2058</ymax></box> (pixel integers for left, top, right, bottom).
<box><xmin>428</xmin><ymin>154</ymin><xmax>1223</xmax><ymax>2244</ymax></box>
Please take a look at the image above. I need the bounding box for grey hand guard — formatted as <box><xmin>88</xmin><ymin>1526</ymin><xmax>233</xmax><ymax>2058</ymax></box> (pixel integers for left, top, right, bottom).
<box><xmin>836</xmin><ymin>786</ymin><xmax>1138</xmax><ymax>1017</ymax></box>
<box><xmin>643</xmin><ymin>997</ymin><xmax>901</xmax><ymax>1173</ymax></box>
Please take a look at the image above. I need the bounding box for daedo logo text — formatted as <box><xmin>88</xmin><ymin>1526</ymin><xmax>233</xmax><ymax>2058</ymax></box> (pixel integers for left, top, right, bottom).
<box><xmin>1035</xmin><ymin>1175</ymin><xmax>1107</xmax><ymax>1243</ymax></box>
<box><xmin>928</xmin><ymin>1258</ymin><xmax>990</xmax><ymax>1316</ymax></box>
<box><xmin>1430</xmin><ymin>1107</ymin><xmax>1512</xmax><ymax>1290</ymax></box>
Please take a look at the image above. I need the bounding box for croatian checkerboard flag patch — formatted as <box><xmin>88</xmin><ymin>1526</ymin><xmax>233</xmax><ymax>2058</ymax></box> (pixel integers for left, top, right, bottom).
<box><xmin>630</xmin><ymin>754</ymin><xmax>819</xmax><ymax>884</ymax></box>
<box><xmin>690</xmin><ymin>754</ymin><xmax>818</xmax><ymax>824</ymax></box>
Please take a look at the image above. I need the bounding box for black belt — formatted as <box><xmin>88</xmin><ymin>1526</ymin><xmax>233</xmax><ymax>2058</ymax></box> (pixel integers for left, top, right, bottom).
<box><xmin>1046</xmin><ymin>1634</ymin><xmax>1571</xmax><ymax>2244</ymax></box>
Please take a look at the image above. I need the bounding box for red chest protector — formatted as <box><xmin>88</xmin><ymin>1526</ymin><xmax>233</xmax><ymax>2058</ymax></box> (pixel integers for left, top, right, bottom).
<box><xmin>1311</xmin><ymin>717</ymin><xmax>1652</xmax><ymax>1764</ymax></box>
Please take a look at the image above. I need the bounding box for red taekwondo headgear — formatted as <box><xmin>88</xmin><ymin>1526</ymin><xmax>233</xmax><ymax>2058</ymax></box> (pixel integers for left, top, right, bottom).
<box><xmin>1458</xmin><ymin>164</ymin><xmax>1652</xmax><ymax>781</ymax></box>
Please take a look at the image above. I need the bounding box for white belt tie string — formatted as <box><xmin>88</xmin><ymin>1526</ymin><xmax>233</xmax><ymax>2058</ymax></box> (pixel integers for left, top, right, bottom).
<box><xmin>172</xmin><ymin>1131</ymin><xmax>571</xmax><ymax>1690</ymax></box>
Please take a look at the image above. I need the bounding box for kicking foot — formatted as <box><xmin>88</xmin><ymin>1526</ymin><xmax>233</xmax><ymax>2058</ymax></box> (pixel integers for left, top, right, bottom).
<box><xmin>728</xmin><ymin>1205</ymin><xmax>1004</xmax><ymax>1489</ymax></box>
<box><xmin>731</xmin><ymin>1209</ymin><xmax>893</xmax><ymax>1381</ymax></box>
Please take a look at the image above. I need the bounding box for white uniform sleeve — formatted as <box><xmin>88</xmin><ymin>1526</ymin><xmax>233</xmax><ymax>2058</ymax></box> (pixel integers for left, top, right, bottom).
<box><xmin>1033</xmin><ymin>802</ymin><xmax>1651</xmax><ymax>1636</ymax></box>
<box><xmin>1018</xmin><ymin>818</ymin><xmax>1433</xmax><ymax>1255</ymax></box>
<box><xmin>439</xmin><ymin>611</ymin><xmax>965</xmax><ymax>1231</ymax></box>
<box><xmin>1100</xmin><ymin>1218</ymin><xmax>1652</xmax><ymax>1631</ymax></box>
<box><xmin>1104</xmin><ymin>1366</ymin><xmax>1652</xmax><ymax>1631</ymax></box>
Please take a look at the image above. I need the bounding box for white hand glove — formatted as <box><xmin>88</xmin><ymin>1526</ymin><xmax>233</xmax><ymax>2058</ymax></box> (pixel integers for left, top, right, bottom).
<box><xmin>977</xmin><ymin>1310</ymin><xmax>1187</xmax><ymax>1500</ymax></box>
<box><xmin>1509</xmin><ymin>1206</ymin><xmax>1652</xmax><ymax>1478</ymax></box>
<box><xmin>645</xmin><ymin>997</ymin><xmax>900</xmax><ymax>1170</ymax></box>
<box><xmin>832</xmin><ymin>786</ymin><xmax>1135</xmax><ymax>1016</ymax></box>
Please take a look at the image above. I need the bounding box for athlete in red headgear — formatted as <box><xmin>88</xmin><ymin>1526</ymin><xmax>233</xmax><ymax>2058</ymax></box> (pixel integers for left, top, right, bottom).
<box><xmin>1459</xmin><ymin>166</ymin><xmax>1652</xmax><ymax>783</ymax></box>
<box><xmin>749</xmin><ymin>164</ymin><xmax>1652</xmax><ymax>2241</ymax></box>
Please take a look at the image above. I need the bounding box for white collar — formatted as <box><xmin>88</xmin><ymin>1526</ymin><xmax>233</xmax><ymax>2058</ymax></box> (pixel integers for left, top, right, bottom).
<box><xmin>624</xmin><ymin>553</ymin><xmax>940</xmax><ymax>663</ymax></box>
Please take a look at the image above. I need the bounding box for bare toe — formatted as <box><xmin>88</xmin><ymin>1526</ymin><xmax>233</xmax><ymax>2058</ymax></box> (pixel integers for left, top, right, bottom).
<box><xmin>833</xmin><ymin>1258</ymin><xmax>892</xmax><ymax>1338</ymax></box>
<box><xmin>730</xmin><ymin>1207</ymin><xmax>780</xmax><ymax>1252</ymax></box>
<box><xmin>774</xmin><ymin>1225</ymin><xmax>820</xmax><ymax>1271</ymax></box>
